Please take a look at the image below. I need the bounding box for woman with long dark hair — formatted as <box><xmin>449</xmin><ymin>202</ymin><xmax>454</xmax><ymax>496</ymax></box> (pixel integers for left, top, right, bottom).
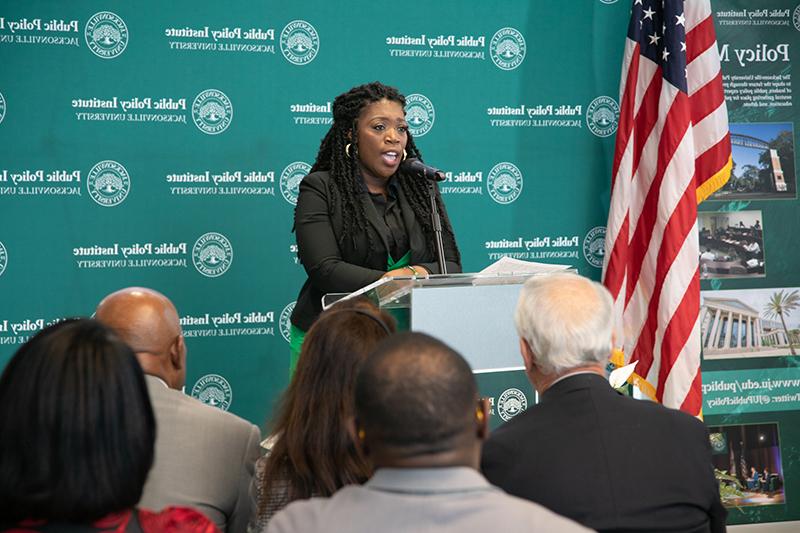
<box><xmin>254</xmin><ymin>299</ymin><xmax>396</xmax><ymax>529</ymax></box>
<box><xmin>289</xmin><ymin>81</ymin><xmax>461</xmax><ymax>369</ymax></box>
<box><xmin>0</xmin><ymin>319</ymin><xmax>218</xmax><ymax>532</ymax></box>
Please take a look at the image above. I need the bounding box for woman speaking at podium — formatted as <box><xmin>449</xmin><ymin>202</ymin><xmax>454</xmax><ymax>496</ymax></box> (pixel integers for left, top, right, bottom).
<box><xmin>289</xmin><ymin>81</ymin><xmax>461</xmax><ymax>369</ymax></box>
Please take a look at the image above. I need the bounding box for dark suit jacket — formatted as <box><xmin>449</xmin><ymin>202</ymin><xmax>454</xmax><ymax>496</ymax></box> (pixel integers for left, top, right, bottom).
<box><xmin>481</xmin><ymin>374</ymin><xmax>726</xmax><ymax>533</ymax></box>
<box><xmin>291</xmin><ymin>171</ymin><xmax>461</xmax><ymax>331</ymax></box>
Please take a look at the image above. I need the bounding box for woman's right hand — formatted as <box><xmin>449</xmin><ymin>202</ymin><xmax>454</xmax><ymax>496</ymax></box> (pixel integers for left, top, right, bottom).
<box><xmin>382</xmin><ymin>267</ymin><xmax>412</xmax><ymax>278</ymax></box>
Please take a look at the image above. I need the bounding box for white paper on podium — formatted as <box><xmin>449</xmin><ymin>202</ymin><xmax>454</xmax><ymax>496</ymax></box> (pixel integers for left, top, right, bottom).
<box><xmin>474</xmin><ymin>257</ymin><xmax>571</xmax><ymax>285</ymax></box>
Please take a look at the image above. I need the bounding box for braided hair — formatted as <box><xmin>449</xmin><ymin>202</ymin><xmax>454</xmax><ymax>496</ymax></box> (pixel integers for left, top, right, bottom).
<box><xmin>309</xmin><ymin>81</ymin><xmax>459</xmax><ymax>260</ymax></box>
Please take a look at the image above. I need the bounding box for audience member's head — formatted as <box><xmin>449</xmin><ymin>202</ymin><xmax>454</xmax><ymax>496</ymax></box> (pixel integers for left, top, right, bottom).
<box><xmin>0</xmin><ymin>319</ymin><xmax>155</xmax><ymax>523</ymax></box>
<box><xmin>354</xmin><ymin>332</ymin><xmax>487</xmax><ymax>469</ymax></box>
<box><xmin>95</xmin><ymin>287</ymin><xmax>186</xmax><ymax>389</ymax></box>
<box><xmin>514</xmin><ymin>273</ymin><xmax>613</xmax><ymax>391</ymax></box>
<box><xmin>259</xmin><ymin>298</ymin><xmax>396</xmax><ymax>517</ymax></box>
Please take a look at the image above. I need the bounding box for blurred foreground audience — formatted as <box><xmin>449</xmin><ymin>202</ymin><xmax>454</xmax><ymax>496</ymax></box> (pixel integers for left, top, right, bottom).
<box><xmin>0</xmin><ymin>278</ymin><xmax>730</xmax><ymax>533</ymax></box>
<box><xmin>253</xmin><ymin>298</ymin><xmax>396</xmax><ymax>530</ymax></box>
<box><xmin>265</xmin><ymin>332</ymin><xmax>590</xmax><ymax>533</ymax></box>
<box><xmin>0</xmin><ymin>319</ymin><xmax>218</xmax><ymax>532</ymax></box>
<box><xmin>96</xmin><ymin>288</ymin><xmax>261</xmax><ymax>533</ymax></box>
<box><xmin>481</xmin><ymin>272</ymin><xmax>727</xmax><ymax>533</ymax></box>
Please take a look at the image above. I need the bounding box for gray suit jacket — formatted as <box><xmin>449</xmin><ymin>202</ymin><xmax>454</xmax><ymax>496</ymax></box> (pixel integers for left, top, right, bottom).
<box><xmin>264</xmin><ymin>467</ymin><xmax>591</xmax><ymax>533</ymax></box>
<box><xmin>140</xmin><ymin>375</ymin><xmax>262</xmax><ymax>533</ymax></box>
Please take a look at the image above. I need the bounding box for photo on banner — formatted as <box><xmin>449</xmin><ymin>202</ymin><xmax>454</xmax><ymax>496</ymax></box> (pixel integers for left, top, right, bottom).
<box><xmin>698</xmin><ymin>210</ymin><xmax>765</xmax><ymax>279</ymax></box>
<box><xmin>708</xmin><ymin>423</ymin><xmax>786</xmax><ymax>508</ymax></box>
<box><xmin>700</xmin><ymin>286</ymin><xmax>800</xmax><ymax>359</ymax></box>
<box><xmin>710</xmin><ymin>122</ymin><xmax>797</xmax><ymax>201</ymax></box>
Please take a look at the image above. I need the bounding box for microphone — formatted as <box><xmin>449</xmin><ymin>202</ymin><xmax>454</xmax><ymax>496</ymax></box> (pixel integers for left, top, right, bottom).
<box><xmin>401</xmin><ymin>158</ymin><xmax>446</xmax><ymax>182</ymax></box>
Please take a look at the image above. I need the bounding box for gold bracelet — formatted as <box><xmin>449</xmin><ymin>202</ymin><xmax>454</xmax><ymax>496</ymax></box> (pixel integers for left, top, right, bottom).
<box><xmin>408</xmin><ymin>266</ymin><xmax>420</xmax><ymax>276</ymax></box>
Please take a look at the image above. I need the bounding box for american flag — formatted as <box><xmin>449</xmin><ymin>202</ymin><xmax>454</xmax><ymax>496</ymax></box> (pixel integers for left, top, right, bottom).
<box><xmin>602</xmin><ymin>0</ymin><xmax>731</xmax><ymax>414</ymax></box>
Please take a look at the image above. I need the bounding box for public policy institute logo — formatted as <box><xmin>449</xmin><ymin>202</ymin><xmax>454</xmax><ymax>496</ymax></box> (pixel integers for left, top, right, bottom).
<box><xmin>191</xmin><ymin>374</ymin><xmax>232</xmax><ymax>411</ymax></box>
<box><xmin>490</xmin><ymin>27</ymin><xmax>526</xmax><ymax>70</ymax></box>
<box><xmin>583</xmin><ymin>226</ymin><xmax>606</xmax><ymax>268</ymax></box>
<box><xmin>0</xmin><ymin>241</ymin><xmax>7</xmax><ymax>277</ymax></box>
<box><xmin>586</xmin><ymin>96</ymin><xmax>619</xmax><ymax>137</ymax></box>
<box><xmin>487</xmin><ymin>162</ymin><xmax>523</xmax><ymax>204</ymax></box>
<box><xmin>87</xmin><ymin>160</ymin><xmax>131</xmax><ymax>207</ymax></box>
<box><xmin>0</xmin><ymin>92</ymin><xmax>6</xmax><ymax>125</ymax></box>
<box><xmin>280</xmin><ymin>20</ymin><xmax>319</xmax><ymax>65</ymax></box>
<box><xmin>192</xmin><ymin>232</ymin><xmax>233</xmax><ymax>277</ymax></box>
<box><xmin>280</xmin><ymin>301</ymin><xmax>296</xmax><ymax>343</ymax></box>
<box><xmin>280</xmin><ymin>162</ymin><xmax>311</xmax><ymax>205</ymax></box>
<box><xmin>192</xmin><ymin>89</ymin><xmax>233</xmax><ymax>135</ymax></box>
<box><xmin>794</xmin><ymin>5</ymin><xmax>800</xmax><ymax>32</ymax></box>
<box><xmin>85</xmin><ymin>12</ymin><xmax>128</xmax><ymax>59</ymax></box>
<box><xmin>405</xmin><ymin>94</ymin><xmax>435</xmax><ymax>137</ymax></box>
<box><xmin>497</xmin><ymin>388</ymin><xmax>528</xmax><ymax>421</ymax></box>
<box><xmin>709</xmin><ymin>432</ymin><xmax>727</xmax><ymax>454</ymax></box>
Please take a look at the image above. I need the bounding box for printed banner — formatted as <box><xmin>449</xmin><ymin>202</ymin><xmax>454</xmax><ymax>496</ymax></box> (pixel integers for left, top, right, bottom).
<box><xmin>703</xmin><ymin>368</ymin><xmax>800</xmax><ymax>414</ymax></box>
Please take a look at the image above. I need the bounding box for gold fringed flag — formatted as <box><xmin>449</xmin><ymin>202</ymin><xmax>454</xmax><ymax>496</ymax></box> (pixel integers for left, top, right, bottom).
<box><xmin>602</xmin><ymin>0</ymin><xmax>732</xmax><ymax>414</ymax></box>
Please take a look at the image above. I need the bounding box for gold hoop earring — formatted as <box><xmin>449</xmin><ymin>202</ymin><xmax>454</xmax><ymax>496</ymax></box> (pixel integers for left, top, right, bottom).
<box><xmin>402</xmin><ymin>149</ymin><xmax>407</xmax><ymax>162</ymax></box>
<box><xmin>345</xmin><ymin>143</ymin><xmax>353</xmax><ymax>158</ymax></box>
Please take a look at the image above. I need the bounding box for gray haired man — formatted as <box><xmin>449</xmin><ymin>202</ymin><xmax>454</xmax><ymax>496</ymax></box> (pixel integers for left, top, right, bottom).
<box><xmin>481</xmin><ymin>272</ymin><xmax>726</xmax><ymax>533</ymax></box>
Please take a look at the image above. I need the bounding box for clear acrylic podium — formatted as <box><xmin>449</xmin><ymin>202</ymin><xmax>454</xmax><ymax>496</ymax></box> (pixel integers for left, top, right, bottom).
<box><xmin>323</xmin><ymin>272</ymin><xmax>562</xmax><ymax>373</ymax></box>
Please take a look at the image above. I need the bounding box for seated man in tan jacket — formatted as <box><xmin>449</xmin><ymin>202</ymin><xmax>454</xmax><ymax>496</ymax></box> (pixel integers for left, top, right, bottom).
<box><xmin>96</xmin><ymin>287</ymin><xmax>262</xmax><ymax>533</ymax></box>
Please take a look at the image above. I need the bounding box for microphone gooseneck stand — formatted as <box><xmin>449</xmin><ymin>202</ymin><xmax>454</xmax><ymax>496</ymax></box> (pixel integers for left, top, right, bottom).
<box><xmin>401</xmin><ymin>158</ymin><xmax>448</xmax><ymax>275</ymax></box>
<box><xmin>428</xmin><ymin>180</ymin><xmax>447</xmax><ymax>275</ymax></box>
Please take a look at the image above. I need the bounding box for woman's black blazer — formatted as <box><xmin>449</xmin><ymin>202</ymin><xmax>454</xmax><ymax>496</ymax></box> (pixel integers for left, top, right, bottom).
<box><xmin>291</xmin><ymin>171</ymin><xmax>461</xmax><ymax>331</ymax></box>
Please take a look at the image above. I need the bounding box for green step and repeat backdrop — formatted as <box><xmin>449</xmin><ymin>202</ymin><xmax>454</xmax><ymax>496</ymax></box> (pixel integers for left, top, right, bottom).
<box><xmin>0</xmin><ymin>0</ymin><xmax>798</xmax><ymax>525</ymax></box>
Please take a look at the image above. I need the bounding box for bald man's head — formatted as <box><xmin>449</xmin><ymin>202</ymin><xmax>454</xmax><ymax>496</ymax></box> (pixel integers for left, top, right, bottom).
<box><xmin>354</xmin><ymin>332</ymin><xmax>485</xmax><ymax>468</ymax></box>
<box><xmin>96</xmin><ymin>287</ymin><xmax>186</xmax><ymax>389</ymax></box>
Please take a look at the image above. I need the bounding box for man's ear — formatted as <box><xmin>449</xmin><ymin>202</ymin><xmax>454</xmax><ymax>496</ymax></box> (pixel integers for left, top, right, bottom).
<box><xmin>170</xmin><ymin>334</ymin><xmax>185</xmax><ymax>371</ymax></box>
<box><xmin>349</xmin><ymin>417</ymin><xmax>368</xmax><ymax>456</ymax></box>
<box><xmin>519</xmin><ymin>337</ymin><xmax>535</xmax><ymax>374</ymax></box>
<box><xmin>476</xmin><ymin>398</ymin><xmax>490</xmax><ymax>441</ymax></box>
